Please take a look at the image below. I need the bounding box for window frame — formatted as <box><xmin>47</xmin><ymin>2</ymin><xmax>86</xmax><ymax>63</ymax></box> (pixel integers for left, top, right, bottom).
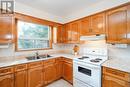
<box><xmin>15</xmin><ymin>19</ymin><xmax>53</xmax><ymax>51</ymax></box>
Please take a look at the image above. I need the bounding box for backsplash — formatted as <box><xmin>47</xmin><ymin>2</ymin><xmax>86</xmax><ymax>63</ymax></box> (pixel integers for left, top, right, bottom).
<box><xmin>0</xmin><ymin>41</ymin><xmax>130</xmax><ymax>59</ymax></box>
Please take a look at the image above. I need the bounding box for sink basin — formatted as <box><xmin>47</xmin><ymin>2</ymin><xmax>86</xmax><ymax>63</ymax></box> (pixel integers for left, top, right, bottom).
<box><xmin>26</xmin><ymin>55</ymin><xmax>52</xmax><ymax>60</ymax></box>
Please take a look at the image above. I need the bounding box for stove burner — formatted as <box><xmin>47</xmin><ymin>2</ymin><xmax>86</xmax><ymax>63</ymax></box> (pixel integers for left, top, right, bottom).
<box><xmin>78</xmin><ymin>56</ymin><xmax>89</xmax><ymax>60</ymax></box>
<box><xmin>90</xmin><ymin>59</ymin><xmax>100</xmax><ymax>63</ymax></box>
<box><xmin>90</xmin><ymin>58</ymin><xmax>102</xmax><ymax>63</ymax></box>
<box><xmin>95</xmin><ymin>58</ymin><xmax>102</xmax><ymax>61</ymax></box>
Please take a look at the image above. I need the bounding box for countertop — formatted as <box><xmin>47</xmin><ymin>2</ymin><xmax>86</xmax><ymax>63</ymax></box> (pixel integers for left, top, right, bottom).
<box><xmin>102</xmin><ymin>57</ymin><xmax>130</xmax><ymax>73</ymax></box>
<box><xmin>1</xmin><ymin>53</ymin><xmax>130</xmax><ymax>74</ymax></box>
<box><xmin>0</xmin><ymin>53</ymin><xmax>82</xmax><ymax>68</ymax></box>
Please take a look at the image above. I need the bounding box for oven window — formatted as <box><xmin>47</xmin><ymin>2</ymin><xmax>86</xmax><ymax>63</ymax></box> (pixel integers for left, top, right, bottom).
<box><xmin>78</xmin><ymin>66</ymin><xmax>91</xmax><ymax>76</ymax></box>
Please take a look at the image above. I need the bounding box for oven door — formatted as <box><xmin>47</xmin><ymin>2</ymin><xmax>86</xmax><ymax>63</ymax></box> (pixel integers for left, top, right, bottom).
<box><xmin>73</xmin><ymin>61</ymin><xmax>101</xmax><ymax>87</ymax></box>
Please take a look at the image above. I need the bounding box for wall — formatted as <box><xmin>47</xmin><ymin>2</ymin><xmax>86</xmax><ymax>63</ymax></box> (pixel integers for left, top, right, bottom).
<box><xmin>64</xmin><ymin>0</ymin><xmax>130</xmax><ymax>23</ymax></box>
<box><xmin>0</xmin><ymin>41</ymin><xmax>130</xmax><ymax>60</ymax></box>
<box><xmin>15</xmin><ymin>0</ymin><xmax>130</xmax><ymax>23</ymax></box>
<box><xmin>15</xmin><ymin>2</ymin><xmax>64</xmax><ymax>23</ymax></box>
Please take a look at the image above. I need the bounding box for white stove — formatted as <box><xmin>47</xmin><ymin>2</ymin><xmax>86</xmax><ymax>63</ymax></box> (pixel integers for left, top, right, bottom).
<box><xmin>73</xmin><ymin>48</ymin><xmax>108</xmax><ymax>87</ymax></box>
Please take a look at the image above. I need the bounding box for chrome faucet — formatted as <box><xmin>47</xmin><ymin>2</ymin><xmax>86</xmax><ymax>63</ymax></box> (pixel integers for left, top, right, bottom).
<box><xmin>35</xmin><ymin>51</ymin><xmax>39</xmax><ymax>59</ymax></box>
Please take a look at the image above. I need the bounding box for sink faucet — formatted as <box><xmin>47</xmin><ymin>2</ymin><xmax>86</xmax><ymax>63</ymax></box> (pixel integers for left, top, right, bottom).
<box><xmin>35</xmin><ymin>51</ymin><xmax>39</xmax><ymax>58</ymax></box>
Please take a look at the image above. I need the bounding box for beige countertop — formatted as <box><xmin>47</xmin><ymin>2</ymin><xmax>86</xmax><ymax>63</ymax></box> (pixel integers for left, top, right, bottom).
<box><xmin>1</xmin><ymin>54</ymin><xmax>130</xmax><ymax>74</ymax></box>
<box><xmin>102</xmin><ymin>57</ymin><xmax>130</xmax><ymax>73</ymax></box>
<box><xmin>0</xmin><ymin>53</ymin><xmax>82</xmax><ymax>68</ymax></box>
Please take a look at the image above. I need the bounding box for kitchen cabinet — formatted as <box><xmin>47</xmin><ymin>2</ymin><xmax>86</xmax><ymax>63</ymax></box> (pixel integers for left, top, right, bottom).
<box><xmin>102</xmin><ymin>67</ymin><xmax>130</xmax><ymax>87</ymax></box>
<box><xmin>0</xmin><ymin>66</ymin><xmax>14</xmax><ymax>87</ymax></box>
<box><xmin>65</xmin><ymin>21</ymin><xmax>80</xmax><ymax>43</ymax></box>
<box><xmin>43</xmin><ymin>59</ymin><xmax>57</xmax><ymax>85</ymax></box>
<box><xmin>106</xmin><ymin>6</ymin><xmax>128</xmax><ymax>44</ymax></box>
<box><xmin>55</xmin><ymin>58</ymin><xmax>62</xmax><ymax>80</ymax></box>
<box><xmin>57</xmin><ymin>25</ymin><xmax>66</xmax><ymax>43</ymax></box>
<box><xmin>91</xmin><ymin>13</ymin><xmax>105</xmax><ymax>34</ymax></box>
<box><xmin>62</xmin><ymin>58</ymin><xmax>73</xmax><ymax>84</ymax></box>
<box><xmin>28</xmin><ymin>61</ymin><xmax>43</xmax><ymax>87</ymax></box>
<box><xmin>80</xmin><ymin>17</ymin><xmax>91</xmax><ymax>35</ymax></box>
<box><xmin>0</xmin><ymin>15</ymin><xmax>14</xmax><ymax>43</ymax></box>
<box><xmin>14</xmin><ymin>64</ymin><xmax>27</xmax><ymax>87</ymax></box>
<box><xmin>0</xmin><ymin>74</ymin><xmax>14</xmax><ymax>87</ymax></box>
<box><xmin>80</xmin><ymin>13</ymin><xmax>105</xmax><ymax>36</ymax></box>
<box><xmin>14</xmin><ymin>71</ymin><xmax>27</xmax><ymax>87</ymax></box>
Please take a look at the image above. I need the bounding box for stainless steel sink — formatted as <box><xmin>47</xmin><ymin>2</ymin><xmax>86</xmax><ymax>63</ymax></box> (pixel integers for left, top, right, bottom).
<box><xmin>26</xmin><ymin>55</ymin><xmax>52</xmax><ymax>60</ymax></box>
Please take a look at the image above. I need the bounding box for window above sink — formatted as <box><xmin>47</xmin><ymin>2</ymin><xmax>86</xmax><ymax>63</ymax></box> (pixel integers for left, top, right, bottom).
<box><xmin>16</xmin><ymin>20</ymin><xmax>52</xmax><ymax>51</ymax></box>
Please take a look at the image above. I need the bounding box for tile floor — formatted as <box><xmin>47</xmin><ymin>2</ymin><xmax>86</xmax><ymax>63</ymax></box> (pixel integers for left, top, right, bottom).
<box><xmin>46</xmin><ymin>79</ymin><xmax>73</xmax><ymax>87</ymax></box>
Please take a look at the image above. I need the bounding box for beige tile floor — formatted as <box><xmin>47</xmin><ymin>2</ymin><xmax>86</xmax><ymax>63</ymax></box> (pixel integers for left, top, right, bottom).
<box><xmin>46</xmin><ymin>79</ymin><xmax>73</xmax><ymax>87</ymax></box>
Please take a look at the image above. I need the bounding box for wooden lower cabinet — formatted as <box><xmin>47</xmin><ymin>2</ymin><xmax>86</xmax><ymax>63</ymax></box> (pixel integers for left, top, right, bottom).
<box><xmin>62</xmin><ymin>61</ymin><xmax>73</xmax><ymax>84</ymax></box>
<box><xmin>102</xmin><ymin>67</ymin><xmax>130</xmax><ymax>87</ymax></box>
<box><xmin>28</xmin><ymin>67</ymin><xmax>43</xmax><ymax>87</ymax></box>
<box><xmin>14</xmin><ymin>70</ymin><xmax>27</xmax><ymax>87</ymax></box>
<box><xmin>0</xmin><ymin>74</ymin><xmax>14</xmax><ymax>87</ymax></box>
<box><xmin>0</xmin><ymin>57</ymin><xmax>73</xmax><ymax>87</ymax></box>
<box><xmin>103</xmin><ymin>75</ymin><xmax>130</xmax><ymax>87</ymax></box>
<box><xmin>44</xmin><ymin>64</ymin><xmax>56</xmax><ymax>85</ymax></box>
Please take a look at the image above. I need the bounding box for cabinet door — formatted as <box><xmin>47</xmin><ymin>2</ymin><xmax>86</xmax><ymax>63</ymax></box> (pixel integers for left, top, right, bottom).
<box><xmin>14</xmin><ymin>70</ymin><xmax>27</xmax><ymax>87</ymax></box>
<box><xmin>0</xmin><ymin>74</ymin><xmax>14</xmax><ymax>87</ymax></box>
<box><xmin>65</xmin><ymin>23</ymin><xmax>72</xmax><ymax>43</ymax></box>
<box><xmin>63</xmin><ymin>62</ymin><xmax>73</xmax><ymax>84</ymax></box>
<box><xmin>28</xmin><ymin>67</ymin><xmax>43</xmax><ymax>87</ymax></box>
<box><xmin>91</xmin><ymin>13</ymin><xmax>105</xmax><ymax>34</ymax></box>
<box><xmin>44</xmin><ymin>64</ymin><xmax>56</xmax><ymax>85</ymax></box>
<box><xmin>0</xmin><ymin>16</ymin><xmax>14</xmax><ymax>43</ymax></box>
<box><xmin>106</xmin><ymin>6</ymin><xmax>127</xmax><ymax>43</ymax></box>
<box><xmin>71</xmin><ymin>22</ymin><xmax>80</xmax><ymax>43</ymax></box>
<box><xmin>57</xmin><ymin>25</ymin><xmax>66</xmax><ymax>43</ymax></box>
<box><xmin>102</xmin><ymin>75</ymin><xmax>130</xmax><ymax>87</ymax></box>
<box><xmin>80</xmin><ymin>17</ymin><xmax>91</xmax><ymax>35</ymax></box>
<box><xmin>55</xmin><ymin>61</ymin><xmax>62</xmax><ymax>80</ymax></box>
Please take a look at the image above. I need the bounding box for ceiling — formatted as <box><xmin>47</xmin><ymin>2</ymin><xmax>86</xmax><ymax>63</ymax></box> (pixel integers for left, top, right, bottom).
<box><xmin>16</xmin><ymin>0</ymin><xmax>104</xmax><ymax>17</ymax></box>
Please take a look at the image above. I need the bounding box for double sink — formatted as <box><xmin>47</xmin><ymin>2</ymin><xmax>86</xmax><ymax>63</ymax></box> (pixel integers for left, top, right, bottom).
<box><xmin>26</xmin><ymin>54</ymin><xmax>52</xmax><ymax>60</ymax></box>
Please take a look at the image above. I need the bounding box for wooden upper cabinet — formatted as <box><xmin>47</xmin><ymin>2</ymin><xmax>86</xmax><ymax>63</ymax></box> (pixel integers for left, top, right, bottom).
<box><xmin>70</xmin><ymin>21</ymin><xmax>80</xmax><ymax>43</ymax></box>
<box><xmin>65</xmin><ymin>21</ymin><xmax>80</xmax><ymax>43</ymax></box>
<box><xmin>0</xmin><ymin>15</ymin><xmax>14</xmax><ymax>43</ymax></box>
<box><xmin>80</xmin><ymin>13</ymin><xmax>105</xmax><ymax>36</ymax></box>
<box><xmin>65</xmin><ymin>23</ymin><xmax>71</xmax><ymax>42</ymax></box>
<box><xmin>106</xmin><ymin>6</ymin><xmax>127</xmax><ymax>44</ymax></box>
<box><xmin>57</xmin><ymin>25</ymin><xmax>66</xmax><ymax>43</ymax></box>
<box><xmin>80</xmin><ymin>17</ymin><xmax>91</xmax><ymax>35</ymax></box>
<box><xmin>91</xmin><ymin>13</ymin><xmax>105</xmax><ymax>34</ymax></box>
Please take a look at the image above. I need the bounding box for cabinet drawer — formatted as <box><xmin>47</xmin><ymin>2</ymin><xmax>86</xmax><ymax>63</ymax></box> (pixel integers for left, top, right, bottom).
<box><xmin>62</xmin><ymin>58</ymin><xmax>72</xmax><ymax>64</ymax></box>
<box><xmin>103</xmin><ymin>67</ymin><xmax>130</xmax><ymax>82</ymax></box>
<box><xmin>44</xmin><ymin>59</ymin><xmax>56</xmax><ymax>65</ymax></box>
<box><xmin>14</xmin><ymin>64</ymin><xmax>27</xmax><ymax>72</ymax></box>
<box><xmin>0</xmin><ymin>67</ymin><xmax>14</xmax><ymax>76</ymax></box>
<box><xmin>28</xmin><ymin>61</ymin><xmax>43</xmax><ymax>69</ymax></box>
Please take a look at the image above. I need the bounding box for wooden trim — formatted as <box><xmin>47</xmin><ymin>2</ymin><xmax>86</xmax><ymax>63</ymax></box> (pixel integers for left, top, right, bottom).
<box><xmin>14</xmin><ymin>19</ymin><xmax>53</xmax><ymax>52</ymax></box>
<box><xmin>14</xmin><ymin>12</ymin><xmax>62</xmax><ymax>27</ymax></box>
